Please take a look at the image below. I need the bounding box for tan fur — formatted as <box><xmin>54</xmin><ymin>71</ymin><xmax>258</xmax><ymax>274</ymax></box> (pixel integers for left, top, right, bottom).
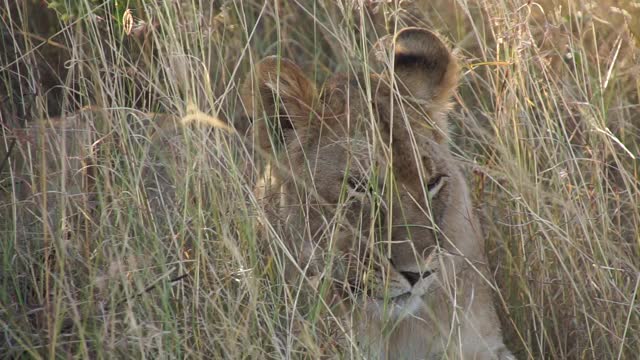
<box><xmin>243</xmin><ymin>28</ymin><xmax>515</xmax><ymax>359</ymax></box>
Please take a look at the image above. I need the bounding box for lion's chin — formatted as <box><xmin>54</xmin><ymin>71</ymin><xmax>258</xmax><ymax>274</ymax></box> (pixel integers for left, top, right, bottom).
<box><xmin>363</xmin><ymin>292</ymin><xmax>424</xmax><ymax>321</ymax></box>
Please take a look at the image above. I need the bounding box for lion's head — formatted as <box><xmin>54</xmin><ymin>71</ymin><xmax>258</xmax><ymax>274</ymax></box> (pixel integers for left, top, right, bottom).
<box><xmin>242</xmin><ymin>28</ymin><xmax>513</xmax><ymax>359</ymax></box>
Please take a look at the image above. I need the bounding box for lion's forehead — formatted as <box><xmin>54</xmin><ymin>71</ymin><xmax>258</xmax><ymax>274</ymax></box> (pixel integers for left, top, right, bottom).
<box><xmin>314</xmin><ymin>132</ymin><xmax>448</xmax><ymax>180</ymax></box>
<box><xmin>316</xmin><ymin>134</ymin><xmax>383</xmax><ymax>169</ymax></box>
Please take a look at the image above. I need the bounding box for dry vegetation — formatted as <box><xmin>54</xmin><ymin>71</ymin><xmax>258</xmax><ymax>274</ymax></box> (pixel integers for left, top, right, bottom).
<box><xmin>1</xmin><ymin>0</ymin><xmax>639</xmax><ymax>358</ymax></box>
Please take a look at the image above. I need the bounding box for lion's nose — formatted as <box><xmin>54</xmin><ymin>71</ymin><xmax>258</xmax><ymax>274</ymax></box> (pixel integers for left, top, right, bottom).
<box><xmin>399</xmin><ymin>271</ymin><xmax>433</xmax><ymax>286</ymax></box>
<box><xmin>400</xmin><ymin>271</ymin><xmax>421</xmax><ymax>286</ymax></box>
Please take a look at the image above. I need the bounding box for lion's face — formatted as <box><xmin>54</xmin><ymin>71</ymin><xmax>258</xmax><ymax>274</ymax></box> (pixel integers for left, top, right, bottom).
<box><xmin>298</xmin><ymin>131</ymin><xmax>462</xmax><ymax>319</ymax></box>
<box><xmin>243</xmin><ymin>28</ymin><xmax>476</xmax><ymax>319</ymax></box>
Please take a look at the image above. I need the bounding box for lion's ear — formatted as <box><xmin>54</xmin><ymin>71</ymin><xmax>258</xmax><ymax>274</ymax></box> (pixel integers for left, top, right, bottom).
<box><xmin>376</xmin><ymin>28</ymin><xmax>459</xmax><ymax>107</ymax></box>
<box><xmin>241</xmin><ymin>56</ymin><xmax>316</xmax><ymax>153</ymax></box>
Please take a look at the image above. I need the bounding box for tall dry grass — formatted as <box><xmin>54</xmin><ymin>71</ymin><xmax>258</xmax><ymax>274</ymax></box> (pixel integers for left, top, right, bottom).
<box><xmin>1</xmin><ymin>0</ymin><xmax>638</xmax><ymax>358</ymax></box>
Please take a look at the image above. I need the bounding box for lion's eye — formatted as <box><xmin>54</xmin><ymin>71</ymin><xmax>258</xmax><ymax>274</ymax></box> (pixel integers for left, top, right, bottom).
<box><xmin>347</xmin><ymin>176</ymin><xmax>368</xmax><ymax>193</ymax></box>
<box><xmin>426</xmin><ymin>174</ymin><xmax>447</xmax><ymax>197</ymax></box>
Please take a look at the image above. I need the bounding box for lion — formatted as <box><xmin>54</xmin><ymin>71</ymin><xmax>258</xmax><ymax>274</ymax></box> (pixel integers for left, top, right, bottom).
<box><xmin>242</xmin><ymin>28</ymin><xmax>515</xmax><ymax>359</ymax></box>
